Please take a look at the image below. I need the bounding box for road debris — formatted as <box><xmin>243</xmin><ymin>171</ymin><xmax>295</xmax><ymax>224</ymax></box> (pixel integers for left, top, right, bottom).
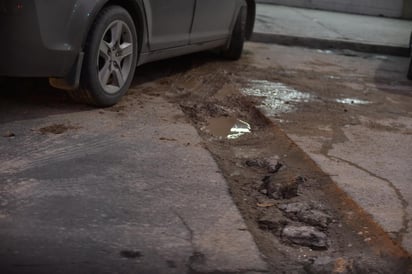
<box><xmin>279</xmin><ymin>202</ymin><xmax>332</xmax><ymax>229</ymax></box>
<box><xmin>258</xmin><ymin>211</ymin><xmax>288</xmax><ymax>233</ymax></box>
<box><xmin>304</xmin><ymin>256</ymin><xmax>353</xmax><ymax>273</ymax></box>
<box><xmin>245</xmin><ymin>156</ymin><xmax>283</xmax><ymax>173</ymax></box>
<box><xmin>282</xmin><ymin>225</ymin><xmax>329</xmax><ymax>250</ymax></box>
<box><xmin>259</xmin><ymin>171</ymin><xmax>302</xmax><ymax>199</ymax></box>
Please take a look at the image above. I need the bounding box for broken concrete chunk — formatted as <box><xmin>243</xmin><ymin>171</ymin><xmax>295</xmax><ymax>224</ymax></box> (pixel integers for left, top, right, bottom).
<box><xmin>278</xmin><ymin>202</ymin><xmax>310</xmax><ymax>213</ymax></box>
<box><xmin>282</xmin><ymin>225</ymin><xmax>328</xmax><ymax>250</ymax></box>
<box><xmin>260</xmin><ymin>172</ymin><xmax>299</xmax><ymax>199</ymax></box>
<box><xmin>245</xmin><ymin>156</ymin><xmax>282</xmax><ymax>173</ymax></box>
<box><xmin>257</xmin><ymin>211</ymin><xmax>288</xmax><ymax>233</ymax></box>
<box><xmin>299</xmin><ymin>210</ymin><xmax>332</xmax><ymax>230</ymax></box>
<box><xmin>245</xmin><ymin>159</ymin><xmax>265</xmax><ymax>168</ymax></box>
<box><xmin>279</xmin><ymin>202</ymin><xmax>332</xmax><ymax>229</ymax></box>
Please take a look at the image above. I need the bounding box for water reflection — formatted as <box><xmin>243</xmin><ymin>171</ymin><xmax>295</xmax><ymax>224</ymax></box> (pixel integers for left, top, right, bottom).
<box><xmin>205</xmin><ymin>117</ymin><xmax>251</xmax><ymax>139</ymax></box>
<box><xmin>242</xmin><ymin>80</ymin><xmax>312</xmax><ymax>115</ymax></box>
<box><xmin>335</xmin><ymin>98</ymin><xmax>370</xmax><ymax>105</ymax></box>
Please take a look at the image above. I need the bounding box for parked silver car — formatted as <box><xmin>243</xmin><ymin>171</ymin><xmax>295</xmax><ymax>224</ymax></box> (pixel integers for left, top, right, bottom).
<box><xmin>0</xmin><ymin>0</ymin><xmax>255</xmax><ymax>106</ymax></box>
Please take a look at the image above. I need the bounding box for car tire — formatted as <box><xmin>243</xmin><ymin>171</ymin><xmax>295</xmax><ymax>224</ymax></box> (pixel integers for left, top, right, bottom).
<box><xmin>69</xmin><ymin>6</ymin><xmax>138</xmax><ymax>107</ymax></box>
<box><xmin>221</xmin><ymin>3</ymin><xmax>247</xmax><ymax>60</ymax></box>
<box><xmin>408</xmin><ymin>33</ymin><xmax>412</xmax><ymax>80</ymax></box>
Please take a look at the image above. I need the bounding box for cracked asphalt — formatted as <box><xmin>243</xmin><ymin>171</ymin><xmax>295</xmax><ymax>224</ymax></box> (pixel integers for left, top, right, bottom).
<box><xmin>243</xmin><ymin>42</ymin><xmax>412</xmax><ymax>254</ymax></box>
<box><xmin>0</xmin><ymin>88</ymin><xmax>267</xmax><ymax>273</ymax></box>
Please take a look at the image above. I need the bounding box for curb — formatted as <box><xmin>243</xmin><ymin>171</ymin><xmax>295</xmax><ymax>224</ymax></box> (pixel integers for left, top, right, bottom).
<box><xmin>251</xmin><ymin>32</ymin><xmax>410</xmax><ymax>57</ymax></box>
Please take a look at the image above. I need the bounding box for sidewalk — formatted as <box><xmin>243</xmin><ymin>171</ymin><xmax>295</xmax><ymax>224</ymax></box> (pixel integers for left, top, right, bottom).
<box><xmin>252</xmin><ymin>4</ymin><xmax>412</xmax><ymax>56</ymax></box>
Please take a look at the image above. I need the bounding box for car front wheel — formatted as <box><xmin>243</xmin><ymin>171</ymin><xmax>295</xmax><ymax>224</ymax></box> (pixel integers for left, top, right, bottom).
<box><xmin>69</xmin><ymin>6</ymin><xmax>138</xmax><ymax>107</ymax></box>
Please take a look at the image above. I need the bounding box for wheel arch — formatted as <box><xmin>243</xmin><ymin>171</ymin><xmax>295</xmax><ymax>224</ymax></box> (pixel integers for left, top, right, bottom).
<box><xmin>53</xmin><ymin>0</ymin><xmax>145</xmax><ymax>90</ymax></box>
<box><xmin>81</xmin><ymin>0</ymin><xmax>146</xmax><ymax>57</ymax></box>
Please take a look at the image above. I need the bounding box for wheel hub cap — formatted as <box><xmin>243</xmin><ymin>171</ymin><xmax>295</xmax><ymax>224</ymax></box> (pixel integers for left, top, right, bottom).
<box><xmin>97</xmin><ymin>20</ymin><xmax>134</xmax><ymax>94</ymax></box>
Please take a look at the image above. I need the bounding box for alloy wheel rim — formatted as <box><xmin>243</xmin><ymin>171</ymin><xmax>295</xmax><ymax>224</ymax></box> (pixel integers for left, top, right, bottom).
<box><xmin>97</xmin><ymin>20</ymin><xmax>133</xmax><ymax>94</ymax></box>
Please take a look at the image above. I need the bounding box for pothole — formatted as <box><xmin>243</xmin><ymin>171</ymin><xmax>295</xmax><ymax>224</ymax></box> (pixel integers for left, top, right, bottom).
<box><xmin>203</xmin><ymin>117</ymin><xmax>251</xmax><ymax>139</ymax></box>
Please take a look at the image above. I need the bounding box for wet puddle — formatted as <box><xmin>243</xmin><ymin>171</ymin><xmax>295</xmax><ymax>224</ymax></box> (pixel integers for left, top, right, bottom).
<box><xmin>335</xmin><ymin>98</ymin><xmax>370</xmax><ymax>105</ymax></box>
<box><xmin>242</xmin><ymin>80</ymin><xmax>312</xmax><ymax>115</ymax></box>
<box><xmin>205</xmin><ymin>117</ymin><xmax>251</xmax><ymax>139</ymax></box>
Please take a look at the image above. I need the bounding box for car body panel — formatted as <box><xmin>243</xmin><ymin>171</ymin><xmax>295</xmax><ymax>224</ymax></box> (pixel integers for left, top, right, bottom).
<box><xmin>0</xmin><ymin>0</ymin><xmax>100</xmax><ymax>77</ymax></box>
<box><xmin>190</xmin><ymin>0</ymin><xmax>237</xmax><ymax>43</ymax></box>
<box><xmin>142</xmin><ymin>0</ymin><xmax>195</xmax><ymax>51</ymax></box>
<box><xmin>0</xmin><ymin>0</ymin><xmax>254</xmax><ymax>80</ymax></box>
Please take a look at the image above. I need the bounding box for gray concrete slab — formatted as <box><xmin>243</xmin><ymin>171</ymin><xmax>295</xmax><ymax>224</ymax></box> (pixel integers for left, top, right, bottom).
<box><xmin>242</xmin><ymin>42</ymin><xmax>412</xmax><ymax>255</ymax></box>
<box><xmin>288</xmin><ymin>117</ymin><xmax>412</xmax><ymax>252</ymax></box>
<box><xmin>253</xmin><ymin>4</ymin><xmax>412</xmax><ymax>56</ymax></box>
<box><xmin>0</xmin><ymin>94</ymin><xmax>268</xmax><ymax>273</ymax></box>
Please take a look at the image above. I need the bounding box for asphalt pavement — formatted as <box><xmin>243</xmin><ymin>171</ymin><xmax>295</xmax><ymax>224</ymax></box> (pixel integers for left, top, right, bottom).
<box><xmin>0</xmin><ymin>86</ymin><xmax>267</xmax><ymax>273</ymax></box>
<box><xmin>253</xmin><ymin>4</ymin><xmax>412</xmax><ymax>56</ymax></box>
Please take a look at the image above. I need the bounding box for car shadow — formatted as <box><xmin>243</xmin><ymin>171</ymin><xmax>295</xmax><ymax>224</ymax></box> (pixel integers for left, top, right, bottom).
<box><xmin>0</xmin><ymin>51</ymin><xmax>221</xmax><ymax>124</ymax></box>
<box><xmin>131</xmin><ymin>51</ymin><xmax>221</xmax><ymax>87</ymax></box>
<box><xmin>0</xmin><ymin>78</ymin><xmax>92</xmax><ymax>124</ymax></box>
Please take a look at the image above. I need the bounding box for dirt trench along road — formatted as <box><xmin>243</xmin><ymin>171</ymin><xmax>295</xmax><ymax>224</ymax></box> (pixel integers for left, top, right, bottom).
<box><xmin>1</xmin><ymin>42</ymin><xmax>412</xmax><ymax>273</ymax></box>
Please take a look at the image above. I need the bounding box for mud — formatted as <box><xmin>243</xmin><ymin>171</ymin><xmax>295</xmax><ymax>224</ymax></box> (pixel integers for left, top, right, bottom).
<box><xmin>38</xmin><ymin>123</ymin><xmax>79</xmax><ymax>135</ymax></box>
<box><xmin>113</xmin><ymin>44</ymin><xmax>412</xmax><ymax>273</ymax></box>
<box><xmin>205</xmin><ymin>117</ymin><xmax>251</xmax><ymax>139</ymax></box>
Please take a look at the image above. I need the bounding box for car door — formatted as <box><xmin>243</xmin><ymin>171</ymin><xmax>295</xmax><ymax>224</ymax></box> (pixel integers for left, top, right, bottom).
<box><xmin>190</xmin><ymin>0</ymin><xmax>238</xmax><ymax>43</ymax></box>
<box><xmin>143</xmin><ymin>0</ymin><xmax>196</xmax><ymax>51</ymax></box>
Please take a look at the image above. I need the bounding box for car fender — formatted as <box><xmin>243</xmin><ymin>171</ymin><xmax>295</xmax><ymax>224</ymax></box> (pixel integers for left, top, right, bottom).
<box><xmin>58</xmin><ymin>0</ymin><xmax>147</xmax><ymax>89</ymax></box>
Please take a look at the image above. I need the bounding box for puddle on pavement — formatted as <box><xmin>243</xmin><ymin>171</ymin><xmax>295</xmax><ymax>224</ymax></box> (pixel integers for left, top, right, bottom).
<box><xmin>317</xmin><ymin>49</ymin><xmax>334</xmax><ymax>55</ymax></box>
<box><xmin>335</xmin><ymin>98</ymin><xmax>370</xmax><ymax>105</ymax></box>
<box><xmin>326</xmin><ymin>75</ymin><xmax>341</xmax><ymax>80</ymax></box>
<box><xmin>205</xmin><ymin>117</ymin><xmax>251</xmax><ymax>139</ymax></box>
<box><xmin>242</xmin><ymin>80</ymin><xmax>312</xmax><ymax>116</ymax></box>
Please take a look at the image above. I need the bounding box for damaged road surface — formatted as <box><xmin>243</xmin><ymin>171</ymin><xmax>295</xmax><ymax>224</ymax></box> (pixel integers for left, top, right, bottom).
<box><xmin>1</xmin><ymin>42</ymin><xmax>412</xmax><ymax>273</ymax></box>
<box><xmin>0</xmin><ymin>87</ymin><xmax>266</xmax><ymax>273</ymax></box>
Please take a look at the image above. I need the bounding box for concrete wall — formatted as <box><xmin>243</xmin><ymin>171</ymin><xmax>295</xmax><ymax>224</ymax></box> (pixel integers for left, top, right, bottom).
<box><xmin>257</xmin><ymin>0</ymin><xmax>410</xmax><ymax>19</ymax></box>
